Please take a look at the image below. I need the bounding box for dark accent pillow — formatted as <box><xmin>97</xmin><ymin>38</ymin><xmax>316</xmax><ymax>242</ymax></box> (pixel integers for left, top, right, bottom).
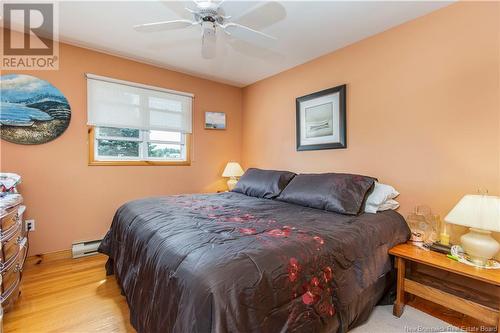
<box><xmin>277</xmin><ymin>173</ymin><xmax>376</xmax><ymax>215</ymax></box>
<box><xmin>232</xmin><ymin>168</ymin><xmax>296</xmax><ymax>199</ymax></box>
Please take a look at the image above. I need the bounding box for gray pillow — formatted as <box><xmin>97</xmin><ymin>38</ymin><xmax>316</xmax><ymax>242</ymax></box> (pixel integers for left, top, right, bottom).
<box><xmin>277</xmin><ymin>173</ymin><xmax>376</xmax><ymax>215</ymax></box>
<box><xmin>232</xmin><ymin>168</ymin><xmax>296</xmax><ymax>199</ymax></box>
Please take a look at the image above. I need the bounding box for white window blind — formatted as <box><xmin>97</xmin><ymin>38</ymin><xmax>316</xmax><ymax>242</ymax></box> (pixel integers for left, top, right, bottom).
<box><xmin>86</xmin><ymin>74</ymin><xmax>193</xmax><ymax>133</ymax></box>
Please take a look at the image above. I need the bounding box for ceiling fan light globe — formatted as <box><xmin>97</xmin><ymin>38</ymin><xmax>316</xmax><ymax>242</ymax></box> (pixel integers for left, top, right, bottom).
<box><xmin>201</xmin><ymin>21</ymin><xmax>216</xmax><ymax>36</ymax></box>
<box><xmin>198</xmin><ymin>2</ymin><xmax>216</xmax><ymax>10</ymax></box>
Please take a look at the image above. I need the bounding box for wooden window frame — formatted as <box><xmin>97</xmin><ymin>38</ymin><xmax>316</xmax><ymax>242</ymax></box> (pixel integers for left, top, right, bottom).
<box><xmin>88</xmin><ymin>127</ymin><xmax>191</xmax><ymax>166</ymax></box>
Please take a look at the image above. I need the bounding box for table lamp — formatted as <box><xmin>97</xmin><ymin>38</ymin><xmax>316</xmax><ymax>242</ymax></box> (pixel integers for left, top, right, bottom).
<box><xmin>222</xmin><ymin>162</ymin><xmax>244</xmax><ymax>191</ymax></box>
<box><xmin>445</xmin><ymin>194</ymin><xmax>500</xmax><ymax>265</ymax></box>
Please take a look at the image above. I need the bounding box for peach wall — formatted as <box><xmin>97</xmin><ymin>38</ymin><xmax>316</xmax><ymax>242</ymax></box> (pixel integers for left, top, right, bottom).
<box><xmin>2</xmin><ymin>2</ymin><xmax>499</xmax><ymax>256</ymax></box>
<box><xmin>1</xmin><ymin>37</ymin><xmax>242</xmax><ymax>254</ymax></box>
<box><xmin>241</xmin><ymin>2</ymin><xmax>500</xmax><ymax>247</ymax></box>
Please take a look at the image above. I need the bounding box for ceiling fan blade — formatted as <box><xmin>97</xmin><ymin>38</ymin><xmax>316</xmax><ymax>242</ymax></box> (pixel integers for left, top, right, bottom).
<box><xmin>217</xmin><ymin>1</ymin><xmax>259</xmax><ymax>20</ymax></box>
<box><xmin>160</xmin><ymin>1</ymin><xmax>196</xmax><ymax>20</ymax></box>
<box><xmin>225</xmin><ymin>36</ymin><xmax>285</xmax><ymax>62</ymax></box>
<box><xmin>134</xmin><ymin>20</ymin><xmax>196</xmax><ymax>33</ymax></box>
<box><xmin>201</xmin><ymin>28</ymin><xmax>216</xmax><ymax>59</ymax></box>
<box><xmin>147</xmin><ymin>38</ymin><xmax>200</xmax><ymax>51</ymax></box>
<box><xmin>221</xmin><ymin>22</ymin><xmax>276</xmax><ymax>48</ymax></box>
<box><xmin>235</xmin><ymin>2</ymin><xmax>286</xmax><ymax>30</ymax></box>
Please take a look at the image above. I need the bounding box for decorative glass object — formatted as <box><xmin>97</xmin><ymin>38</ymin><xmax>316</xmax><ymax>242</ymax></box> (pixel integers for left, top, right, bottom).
<box><xmin>407</xmin><ymin>205</ymin><xmax>439</xmax><ymax>244</ymax></box>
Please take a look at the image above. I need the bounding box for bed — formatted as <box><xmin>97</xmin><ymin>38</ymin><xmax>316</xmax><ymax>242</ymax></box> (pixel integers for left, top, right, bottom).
<box><xmin>99</xmin><ymin>190</ymin><xmax>410</xmax><ymax>333</ymax></box>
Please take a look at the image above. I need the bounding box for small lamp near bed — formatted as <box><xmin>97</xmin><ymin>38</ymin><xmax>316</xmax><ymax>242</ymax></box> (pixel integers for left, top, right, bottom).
<box><xmin>445</xmin><ymin>194</ymin><xmax>500</xmax><ymax>265</ymax></box>
<box><xmin>222</xmin><ymin>162</ymin><xmax>244</xmax><ymax>191</ymax></box>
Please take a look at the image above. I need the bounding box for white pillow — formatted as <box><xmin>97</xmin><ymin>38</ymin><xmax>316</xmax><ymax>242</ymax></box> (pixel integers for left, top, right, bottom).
<box><xmin>364</xmin><ymin>182</ymin><xmax>400</xmax><ymax>213</ymax></box>
<box><xmin>377</xmin><ymin>199</ymin><xmax>400</xmax><ymax>211</ymax></box>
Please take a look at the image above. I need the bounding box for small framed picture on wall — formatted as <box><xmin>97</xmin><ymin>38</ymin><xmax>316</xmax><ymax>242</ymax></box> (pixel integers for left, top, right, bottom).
<box><xmin>205</xmin><ymin>112</ymin><xmax>226</xmax><ymax>130</ymax></box>
<box><xmin>296</xmin><ymin>84</ymin><xmax>346</xmax><ymax>151</ymax></box>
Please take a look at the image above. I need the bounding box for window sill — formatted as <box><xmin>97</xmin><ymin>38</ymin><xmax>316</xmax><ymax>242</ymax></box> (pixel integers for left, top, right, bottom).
<box><xmin>88</xmin><ymin>127</ymin><xmax>191</xmax><ymax>166</ymax></box>
<box><xmin>88</xmin><ymin>160</ymin><xmax>191</xmax><ymax>166</ymax></box>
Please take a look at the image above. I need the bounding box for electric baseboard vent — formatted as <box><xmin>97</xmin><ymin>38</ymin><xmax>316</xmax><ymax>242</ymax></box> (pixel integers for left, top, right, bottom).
<box><xmin>72</xmin><ymin>239</ymin><xmax>102</xmax><ymax>258</ymax></box>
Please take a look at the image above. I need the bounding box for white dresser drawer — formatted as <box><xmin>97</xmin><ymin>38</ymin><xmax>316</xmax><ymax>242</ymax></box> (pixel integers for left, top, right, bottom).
<box><xmin>0</xmin><ymin>208</ymin><xmax>19</xmax><ymax>237</ymax></box>
<box><xmin>0</xmin><ymin>237</ymin><xmax>26</xmax><ymax>310</ymax></box>
<box><xmin>0</xmin><ymin>222</ymin><xmax>23</xmax><ymax>266</ymax></box>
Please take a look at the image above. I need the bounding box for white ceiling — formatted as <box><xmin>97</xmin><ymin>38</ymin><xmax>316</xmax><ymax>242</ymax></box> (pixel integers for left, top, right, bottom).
<box><xmin>48</xmin><ymin>1</ymin><xmax>452</xmax><ymax>86</ymax></box>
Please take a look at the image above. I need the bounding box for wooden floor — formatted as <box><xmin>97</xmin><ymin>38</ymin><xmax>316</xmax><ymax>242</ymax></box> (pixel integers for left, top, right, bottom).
<box><xmin>4</xmin><ymin>254</ymin><xmax>134</xmax><ymax>333</ymax></box>
<box><xmin>3</xmin><ymin>254</ymin><xmax>487</xmax><ymax>333</ymax></box>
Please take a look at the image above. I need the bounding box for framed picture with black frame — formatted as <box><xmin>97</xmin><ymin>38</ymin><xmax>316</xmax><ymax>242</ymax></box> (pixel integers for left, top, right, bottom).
<box><xmin>296</xmin><ymin>84</ymin><xmax>346</xmax><ymax>151</ymax></box>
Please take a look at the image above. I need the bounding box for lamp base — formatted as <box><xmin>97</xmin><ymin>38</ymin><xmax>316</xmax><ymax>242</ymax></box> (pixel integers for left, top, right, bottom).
<box><xmin>460</xmin><ymin>228</ymin><xmax>500</xmax><ymax>266</ymax></box>
<box><xmin>227</xmin><ymin>177</ymin><xmax>238</xmax><ymax>191</ymax></box>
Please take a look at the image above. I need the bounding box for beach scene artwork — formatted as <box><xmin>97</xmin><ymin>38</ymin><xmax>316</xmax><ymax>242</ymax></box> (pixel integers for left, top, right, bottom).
<box><xmin>205</xmin><ymin>111</ymin><xmax>226</xmax><ymax>130</ymax></box>
<box><xmin>1</xmin><ymin>74</ymin><xmax>71</xmax><ymax>144</ymax></box>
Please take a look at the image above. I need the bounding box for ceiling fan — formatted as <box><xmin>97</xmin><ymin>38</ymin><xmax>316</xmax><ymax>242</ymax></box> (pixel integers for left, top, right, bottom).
<box><xmin>133</xmin><ymin>1</ymin><xmax>282</xmax><ymax>59</ymax></box>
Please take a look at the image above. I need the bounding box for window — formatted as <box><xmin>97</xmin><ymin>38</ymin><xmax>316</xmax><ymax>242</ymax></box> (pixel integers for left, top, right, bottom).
<box><xmin>86</xmin><ymin>74</ymin><xmax>192</xmax><ymax>166</ymax></box>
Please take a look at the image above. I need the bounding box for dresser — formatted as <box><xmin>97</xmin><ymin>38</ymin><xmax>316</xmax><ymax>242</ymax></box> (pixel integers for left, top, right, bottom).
<box><xmin>0</xmin><ymin>194</ymin><xmax>28</xmax><ymax>311</ymax></box>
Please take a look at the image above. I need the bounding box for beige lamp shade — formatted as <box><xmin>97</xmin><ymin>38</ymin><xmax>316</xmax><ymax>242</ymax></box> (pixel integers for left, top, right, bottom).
<box><xmin>222</xmin><ymin>162</ymin><xmax>244</xmax><ymax>178</ymax></box>
<box><xmin>444</xmin><ymin>195</ymin><xmax>500</xmax><ymax>232</ymax></box>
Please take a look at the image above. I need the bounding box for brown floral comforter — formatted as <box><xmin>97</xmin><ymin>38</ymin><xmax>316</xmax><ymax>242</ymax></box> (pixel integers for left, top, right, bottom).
<box><xmin>99</xmin><ymin>192</ymin><xmax>410</xmax><ymax>333</ymax></box>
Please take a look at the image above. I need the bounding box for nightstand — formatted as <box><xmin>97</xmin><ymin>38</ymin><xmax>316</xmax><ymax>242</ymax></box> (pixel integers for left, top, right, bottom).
<box><xmin>389</xmin><ymin>243</ymin><xmax>500</xmax><ymax>329</ymax></box>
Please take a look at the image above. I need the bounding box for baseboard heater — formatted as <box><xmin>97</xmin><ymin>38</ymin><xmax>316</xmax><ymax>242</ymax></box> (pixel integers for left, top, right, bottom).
<box><xmin>72</xmin><ymin>239</ymin><xmax>102</xmax><ymax>258</ymax></box>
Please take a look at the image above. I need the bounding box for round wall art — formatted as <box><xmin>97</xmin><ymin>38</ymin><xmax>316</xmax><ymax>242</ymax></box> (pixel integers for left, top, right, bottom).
<box><xmin>0</xmin><ymin>74</ymin><xmax>71</xmax><ymax>145</ymax></box>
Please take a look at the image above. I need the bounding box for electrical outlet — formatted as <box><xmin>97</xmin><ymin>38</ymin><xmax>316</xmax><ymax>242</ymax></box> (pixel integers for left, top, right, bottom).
<box><xmin>25</xmin><ymin>219</ymin><xmax>35</xmax><ymax>231</ymax></box>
